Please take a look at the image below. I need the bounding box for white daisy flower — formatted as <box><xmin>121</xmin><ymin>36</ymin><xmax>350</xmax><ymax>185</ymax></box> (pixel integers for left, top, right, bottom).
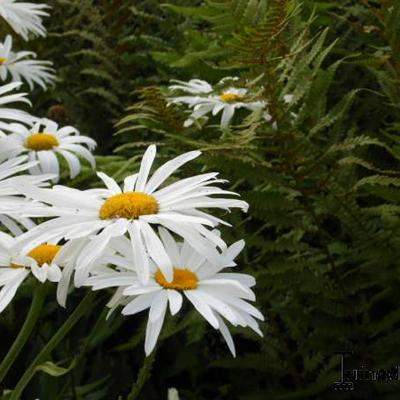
<box><xmin>0</xmin><ymin>118</ymin><xmax>96</xmax><ymax>182</ymax></box>
<box><xmin>187</xmin><ymin>87</ymin><xmax>266</xmax><ymax>128</ymax></box>
<box><xmin>169</xmin><ymin>79</ymin><xmax>267</xmax><ymax>128</ymax></box>
<box><xmin>0</xmin><ymin>35</ymin><xmax>56</xmax><ymax>90</ymax></box>
<box><xmin>0</xmin><ymin>82</ymin><xmax>36</xmax><ymax>128</ymax></box>
<box><xmin>86</xmin><ymin>232</ymin><xmax>263</xmax><ymax>356</ymax></box>
<box><xmin>0</xmin><ymin>155</ymin><xmax>52</xmax><ymax>235</ymax></box>
<box><xmin>0</xmin><ymin>232</ymin><xmax>63</xmax><ymax>313</ymax></box>
<box><xmin>15</xmin><ymin>145</ymin><xmax>248</xmax><ymax>286</ymax></box>
<box><xmin>0</xmin><ymin>0</ymin><xmax>49</xmax><ymax>41</ymax></box>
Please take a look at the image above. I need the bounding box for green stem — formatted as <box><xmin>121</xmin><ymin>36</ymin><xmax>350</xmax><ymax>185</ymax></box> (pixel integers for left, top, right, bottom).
<box><xmin>126</xmin><ymin>352</ymin><xmax>156</xmax><ymax>400</ymax></box>
<box><xmin>0</xmin><ymin>282</ymin><xmax>47</xmax><ymax>386</ymax></box>
<box><xmin>55</xmin><ymin>308</ymin><xmax>109</xmax><ymax>399</ymax></box>
<box><xmin>10</xmin><ymin>291</ymin><xmax>95</xmax><ymax>400</ymax></box>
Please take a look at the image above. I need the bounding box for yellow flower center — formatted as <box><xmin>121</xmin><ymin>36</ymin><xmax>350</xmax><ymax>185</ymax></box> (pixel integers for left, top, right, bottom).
<box><xmin>155</xmin><ymin>268</ymin><xmax>198</xmax><ymax>291</ymax></box>
<box><xmin>10</xmin><ymin>244</ymin><xmax>62</xmax><ymax>268</ymax></box>
<box><xmin>25</xmin><ymin>133</ymin><xmax>59</xmax><ymax>151</ymax></box>
<box><xmin>0</xmin><ymin>57</ymin><xmax>7</xmax><ymax>65</ymax></box>
<box><xmin>27</xmin><ymin>244</ymin><xmax>62</xmax><ymax>266</ymax></box>
<box><xmin>99</xmin><ymin>192</ymin><xmax>159</xmax><ymax>220</ymax></box>
<box><xmin>219</xmin><ymin>92</ymin><xmax>243</xmax><ymax>103</ymax></box>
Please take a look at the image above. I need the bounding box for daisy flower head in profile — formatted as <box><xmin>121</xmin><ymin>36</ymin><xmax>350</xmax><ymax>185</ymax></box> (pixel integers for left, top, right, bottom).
<box><xmin>86</xmin><ymin>230</ymin><xmax>263</xmax><ymax>356</ymax></box>
<box><xmin>0</xmin><ymin>0</ymin><xmax>49</xmax><ymax>41</ymax></box>
<box><xmin>0</xmin><ymin>118</ymin><xmax>96</xmax><ymax>182</ymax></box>
<box><xmin>168</xmin><ymin>76</ymin><xmax>268</xmax><ymax>128</ymax></box>
<box><xmin>0</xmin><ymin>155</ymin><xmax>52</xmax><ymax>235</ymax></box>
<box><xmin>0</xmin><ymin>35</ymin><xmax>56</xmax><ymax>90</ymax></box>
<box><xmin>0</xmin><ymin>232</ymin><xmax>63</xmax><ymax>313</ymax></box>
<box><xmin>0</xmin><ymin>81</ymin><xmax>36</xmax><ymax>129</ymax></box>
<box><xmin>15</xmin><ymin>144</ymin><xmax>248</xmax><ymax>286</ymax></box>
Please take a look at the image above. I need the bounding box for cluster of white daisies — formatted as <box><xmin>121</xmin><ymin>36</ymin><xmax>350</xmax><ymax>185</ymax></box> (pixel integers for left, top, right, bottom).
<box><xmin>0</xmin><ymin>2</ymin><xmax>263</xmax><ymax>356</ymax></box>
<box><xmin>0</xmin><ymin>2</ymin><xmax>95</xmax><ymax>181</ymax></box>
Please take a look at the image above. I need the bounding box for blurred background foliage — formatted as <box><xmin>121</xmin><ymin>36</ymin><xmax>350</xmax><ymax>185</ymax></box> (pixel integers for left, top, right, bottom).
<box><xmin>2</xmin><ymin>0</ymin><xmax>400</xmax><ymax>399</ymax></box>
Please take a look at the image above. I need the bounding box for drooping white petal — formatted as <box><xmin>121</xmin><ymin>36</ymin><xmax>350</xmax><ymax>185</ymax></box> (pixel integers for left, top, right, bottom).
<box><xmin>215</xmin><ymin>314</ymin><xmax>236</xmax><ymax>357</ymax></box>
<box><xmin>167</xmin><ymin>289</ymin><xmax>183</xmax><ymax>315</ymax></box>
<box><xmin>88</xmin><ymin>271</ymin><xmax>138</xmax><ymax>290</ymax></box>
<box><xmin>122</xmin><ymin>292</ymin><xmax>155</xmax><ymax>316</ymax></box>
<box><xmin>123</xmin><ymin>284</ymin><xmax>161</xmax><ymax>297</ymax></box>
<box><xmin>128</xmin><ymin>222</ymin><xmax>149</xmax><ymax>285</ymax></box>
<box><xmin>37</xmin><ymin>150</ymin><xmax>59</xmax><ymax>181</ymax></box>
<box><xmin>154</xmin><ymin>218</ymin><xmax>220</xmax><ymax>266</ymax></box>
<box><xmin>0</xmin><ymin>269</ymin><xmax>28</xmax><ymax>313</ymax></box>
<box><xmin>145</xmin><ymin>295</ymin><xmax>167</xmax><ymax>355</ymax></box>
<box><xmin>158</xmin><ymin>227</ymin><xmax>181</xmax><ymax>267</ymax></box>
<box><xmin>184</xmin><ymin>290</ymin><xmax>219</xmax><ymax>329</ymax></box>
<box><xmin>213</xmin><ymin>272</ymin><xmax>256</xmax><ymax>288</ymax></box>
<box><xmin>61</xmin><ymin>144</ymin><xmax>96</xmax><ymax>168</ymax></box>
<box><xmin>148</xmin><ymin>290</ymin><xmax>168</xmax><ymax>323</ymax></box>
<box><xmin>194</xmin><ymin>289</ymin><xmax>238</xmax><ymax>326</ymax></box>
<box><xmin>56</xmin><ymin>258</ymin><xmax>74</xmax><ymax>307</ymax></box>
<box><xmin>140</xmin><ymin>222</ymin><xmax>173</xmax><ymax>282</ymax></box>
<box><xmin>56</xmin><ymin>149</ymin><xmax>81</xmax><ymax>178</ymax></box>
<box><xmin>199</xmin><ymin>278</ymin><xmax>255</xmax><ymax>301</ymax></box>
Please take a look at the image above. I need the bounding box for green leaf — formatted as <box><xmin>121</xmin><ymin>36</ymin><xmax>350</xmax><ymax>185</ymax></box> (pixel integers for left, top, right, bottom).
<box><xmin>35</xmin><ymin>359</ymin><xmax>76</xmax><ymax>377</ymax></box>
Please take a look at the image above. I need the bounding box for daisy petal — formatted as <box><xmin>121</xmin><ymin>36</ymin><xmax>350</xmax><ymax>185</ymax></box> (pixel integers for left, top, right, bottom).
<box><xmin>135</xmin><ymin>145</ymin><xmax>156</xmax><ymax>192</ymax></box>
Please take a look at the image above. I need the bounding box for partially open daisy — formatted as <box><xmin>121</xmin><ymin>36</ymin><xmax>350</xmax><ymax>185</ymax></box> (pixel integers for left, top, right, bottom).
<box><xmin>168</xmin><ymin>78</ymin><xmax>268</xmax><ymax>128</ymax></box>
<box><xmin>86</xmin><ymin>230</ymin><xmax>263</xmax><ymax>356</ymax></box>
<box><xmin>0</xmin><ymin>35</ymin><xmax>56</xmax><ymax>90</ymax></box>
<box><xmin>0</xmin><ymin>155</ymin><xmax>52</xmax><ymax>235</ymax></box>
<box><xmin>0</xmin><ymin>82</ymin><xmax>36</xmax><ymax>129</ymax></box>
<box><xmin>16</xmin><ymin>145</ymin><xmax>248</xmax><ymax>285</ymax></box>
<box><xmin>0</xmin><ymin>0</ymin><xmax>49</xmax><ymax>41</ymax></box>
<box><xmin>189</xmin><ymin>87</ymin><xmax>266</xmax><ymax>128</ymax></box>
<box><xmin>0</xmin><ymin>232</ymin><xmax>63</xmax><ymax>313</ymax></box>
<box><xmin>0</xmin><ymin>118</ymin><xmax>96</xmax><ymax>182</ymax></box>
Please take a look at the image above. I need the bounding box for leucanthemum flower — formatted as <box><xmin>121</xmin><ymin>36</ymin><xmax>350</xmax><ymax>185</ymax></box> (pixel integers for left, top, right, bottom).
<box><xmin>168</xmin><ymin>78</ymin><xmax>268</xmax><ymax>128</ymax></box>
<box><xmin>0</xmin><ymin>0</ymin><xmax>49</xmax><ymax>41</ymax></box>
<box><xmin>0</xmin><ymin>155</ymin><xmax>52</xmax><ymax>235</ymax></box>
<box><xmin>0</xmin><ymin>232</ymin><xmax>63</xmax><ymax>313</ymax></box>
<box><xmin>0</xmin><ymin>82</ymin><xmax>36</xmax><ymax>129</ymax></box>
<box><xmin>16</xmin><ymin>145</ymin><xmax>248</xmax><ymax>286</ymax></box>
<box><xmin>187</xmin><ymin>87</ymin><xmax>266</xmax><ymax>128</ymax></box>
<box><xmin>0</xmin><ymin>118</ymin><xmax>96</xmax><ymax>182</ymax></box>
<box><xmin>0</xmin><ymin>35</ymin><xmax>56</xmax><ymax>90</ymax></box>
<box><xmin>86</xmin><ymin>231</ymin><xmax>263</xmax><ymax>356</ymax></box>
